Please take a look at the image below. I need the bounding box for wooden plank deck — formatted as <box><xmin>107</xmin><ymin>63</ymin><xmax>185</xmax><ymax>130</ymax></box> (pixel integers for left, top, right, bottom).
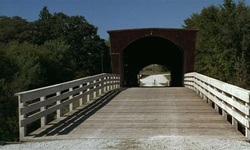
<box><xmin>24</xmin><ymin>87</ymin><xmax>246</xmax><ymax>141</ymax></box>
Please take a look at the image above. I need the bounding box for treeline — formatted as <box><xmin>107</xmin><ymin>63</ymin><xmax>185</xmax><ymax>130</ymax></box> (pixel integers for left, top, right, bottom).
<box><xmin>0</xmin><ymin>7</ymin><xmax>110</xmax><ymax>141</ymax></box>
<box><xmin>184</xmin><ymin>0</ymin><xmax>250</xmax><ymax>89</ymax></box>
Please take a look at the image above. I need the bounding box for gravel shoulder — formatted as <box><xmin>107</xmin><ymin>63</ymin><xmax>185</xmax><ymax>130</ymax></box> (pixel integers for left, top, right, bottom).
<box><xmin>1</xmin><ymin>136</ymin><xmax>250</xmax><ymax>150</ymax></box>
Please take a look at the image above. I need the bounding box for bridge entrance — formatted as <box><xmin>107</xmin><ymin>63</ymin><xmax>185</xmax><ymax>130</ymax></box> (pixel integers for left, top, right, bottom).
<box><xmin>108</xmin><ymin>28</ymin><xmax>197</xmax><ymax>87</ymax></box>
<box><xmin>123</xmin><ymin>36</ymin><xmax>182</xmax><ymax>87</ymax></box>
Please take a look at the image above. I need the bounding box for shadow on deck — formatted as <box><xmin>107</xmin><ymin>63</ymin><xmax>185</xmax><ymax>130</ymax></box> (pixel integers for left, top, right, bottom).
<box><xmin>27</xmin><ymin>88</ymin><xmax>125</xmax><ymax>139</ymax></box>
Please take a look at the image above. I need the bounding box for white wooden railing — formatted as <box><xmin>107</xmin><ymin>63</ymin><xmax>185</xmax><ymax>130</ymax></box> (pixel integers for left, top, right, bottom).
<box><xmin>184</xmin><ymin>72</ymin><xmax>250</xmax><ymax>139</ymax></box>
<box><xmin>15</xmin><ymin>73</ymin><xmax>120</xmax><ymax>141</ymax></box>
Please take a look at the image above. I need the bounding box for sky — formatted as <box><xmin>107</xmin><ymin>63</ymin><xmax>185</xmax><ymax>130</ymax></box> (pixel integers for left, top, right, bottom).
<box><xmin>1</xmin><ymin>0</ymin><xmax>250</xmax><ymax>39</ymax></box>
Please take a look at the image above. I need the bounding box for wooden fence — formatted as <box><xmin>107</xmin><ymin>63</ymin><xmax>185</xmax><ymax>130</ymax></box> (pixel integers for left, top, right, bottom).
<box><xmin>184</xmin><ymin>72</ymin><xmax>250</xmax><ymax>140</ymax></box>
<box><xmin>15</xmin><ymin>73</ymin><xmax>120</xmax><ymax>141</ymax></box>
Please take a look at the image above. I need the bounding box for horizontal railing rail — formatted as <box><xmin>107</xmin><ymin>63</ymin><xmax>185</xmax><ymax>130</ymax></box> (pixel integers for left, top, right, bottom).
<box><xmin>15</xmin><ymin>73</ymin><xmax>120</xmax><ymax>141</ymax></box>
<box><xmin>184</xmin><ymin>72</ymin><xmax>250</xmax><ymax>140</ymax></box>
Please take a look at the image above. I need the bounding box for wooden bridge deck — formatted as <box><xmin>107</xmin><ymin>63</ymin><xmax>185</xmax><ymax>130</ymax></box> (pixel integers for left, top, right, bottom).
<box><xmin>25</xmin><ymin>87</ymin><xmax>246</xmax><ymax>141</ymax></box>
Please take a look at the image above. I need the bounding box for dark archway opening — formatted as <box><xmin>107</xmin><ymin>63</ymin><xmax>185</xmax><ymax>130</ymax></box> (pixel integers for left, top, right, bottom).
<box><xmin>120</xmin><ymin>36</ymin><xmax>184</xmax><ymax>87</ymax></box>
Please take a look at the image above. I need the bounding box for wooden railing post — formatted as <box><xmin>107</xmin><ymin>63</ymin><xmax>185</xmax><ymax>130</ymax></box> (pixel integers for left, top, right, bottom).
<box><xmin>231</xmin><ymin>96</ymin><xmax>238</xmax><ymax>130</ymax></box>
<box><xmin>87</xmin><ymin>82</ymin><xmax>90</xmax><ymax>102</ymax></box>
<box><xmin>79</xmin><ymin>84</ymin><xmax>83</xmax><ymax>106</ymax></box>
<box><xmin>99</xmin><ymin>78</ymin><xmax>102</xmax><ymax>96</ymax></box>
<box><xmin>40</xmin><ymin>96</ymin><xmax>46</xmax><ymax>127</ymax></box>
<box><xmin>69</xmin><ymin>88</ymin><xmax>73</xmax><ymax>112</ymax></box>
<box><xmin>111</xmin><ymin>76</ymin><xmax>114</xmax><ymax>90</ymax></box>
<box><xmin>107</xmin><ymin>77</ymin><xmax>110</xmax><ymax>91</ymax></box>
<box><xmin>246</xmin><ymin>125</ymin><xmax>250</xmax><ymax>140</ymax></box>
<box><xmin>221</xmin><ymin>92</ymin><xmax>228</xmax><ymax>120</ymax></box>
<box><xmin>114</xmin><ymin>76</ymin><xmax>117</xmax><ymax>89</ymax></box>
<box><xmin>104</xmin><ymin>77</ymin><xmax>107</xmax><ymax>92</ymax></box>
<box><xmin>18</xmin><ymin>95</ymin><xmax>26</xmax><ymax>141</ymax></box>
<box><xmin>56</xmin><ymin>92</ymin><xmax>61</xmax><ymax>119</ymax></box>
<box><xmin>245</xmin><ymin>101</ymin><xmax>250</xmax><ymax>139</ymax></box>
<box><xmin>93</xmin><ymin>80</ymin><xmax>96</xmax><ymax>98</ymax></box>
<box><xmin>115</xmin><ymin>76</ymin><xmax>119</xmax><ymax>88</ymax></box>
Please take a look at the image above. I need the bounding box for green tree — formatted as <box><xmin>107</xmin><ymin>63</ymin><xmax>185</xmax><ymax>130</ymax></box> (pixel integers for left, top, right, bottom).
<box><xmin>4</xmin><ymin>42</ymin><xmax>46</xmax><ymax>91</ymax></box>
<box><xmin>183</xmin><ymin>0</ymin><xmax>250</xmax><ymax>88</ymax></box>
<box><xmin>32</xmin><ymin>6</ymin><xmax>53</xmax><ymax>45</ymax></box>
<box><xmin>33</xmin><ymin>7</ymin><xmax>110</xmax><ymax>76</ymax></box>
<box><xmin>39</xmin><ymin>6</ymin><xmax>52</xmax><ymax>20</ymax></box>
<box><xmin>50</xmin><ymin>13</ymin><xmax>108</xmax><ymax>75</ymax></box>
<box><xmin>0</xmin><ymin>44</ymin><xmax>19</xmax><ymax>141</ymax></box>
<box><xmin>0</xmin><ymin>16</ymin><xmax>32</xmax><ymax>43</ymax></box>
<box><xmin>40</xmin><ymin>39</ymin><xmax>75</xmax><ymax>84</ymax></box>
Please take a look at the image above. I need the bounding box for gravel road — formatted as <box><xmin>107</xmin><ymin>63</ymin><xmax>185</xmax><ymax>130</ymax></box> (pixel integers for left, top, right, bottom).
<box><xmin>140</xmin><ymin>74</ymin><xmax>169</xmax><ymax>86</ymax></box>
<box><xmin>1</xmin><ymin>136</ymin><xmax>250</xmax><ymax>150</ymax></box>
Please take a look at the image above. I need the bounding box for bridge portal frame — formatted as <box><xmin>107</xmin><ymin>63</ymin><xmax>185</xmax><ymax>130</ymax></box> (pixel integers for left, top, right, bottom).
<box><xmin>107</xmin><ymin>28</ymin><xmax>198</xmax><ymax>87</ymax></box>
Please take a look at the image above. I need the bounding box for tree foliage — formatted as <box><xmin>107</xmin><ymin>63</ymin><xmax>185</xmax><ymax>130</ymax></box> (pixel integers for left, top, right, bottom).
<box><xmin>32</xmin><ymin>8</ymin><xmax>111</xmax><ymax>75</ymax></box>
<box><xmin>0</xmin><ymin>16</ymin><xmax>32</xmax><ymax>43</ymax></box>
<box><xmin>0</xmin><ymin>6</ymin><xmax>110</xmax><ymax>141</ymax></box>
<box><xmin>183</xmin><ymin>0</ymin><xmax>250</xmax><ymax>88</ymax></box>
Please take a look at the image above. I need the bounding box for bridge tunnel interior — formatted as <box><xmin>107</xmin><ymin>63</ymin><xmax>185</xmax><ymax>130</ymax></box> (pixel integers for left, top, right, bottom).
<box><xmin>121</xmin><ymin>36</ymin><xmax>184</xmax><ymax>87</ymax></box>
